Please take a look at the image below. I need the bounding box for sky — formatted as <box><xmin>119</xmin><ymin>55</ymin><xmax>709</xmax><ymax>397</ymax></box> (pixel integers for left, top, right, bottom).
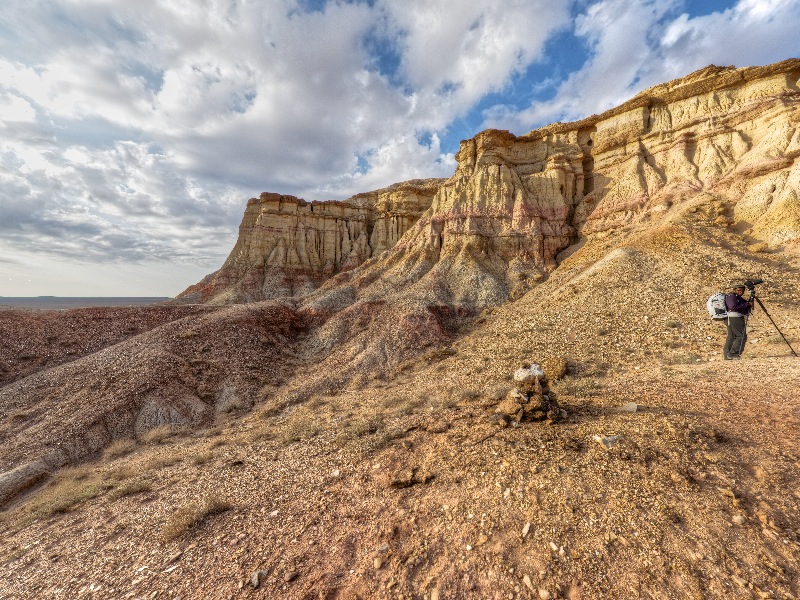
<box><xmin>1</xmin><ymin>0</ymin><xmax>798</xmax><ymax>297</ymax></box>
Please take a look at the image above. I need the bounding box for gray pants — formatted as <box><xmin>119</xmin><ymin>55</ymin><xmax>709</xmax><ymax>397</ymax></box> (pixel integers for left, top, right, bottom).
<box><xmin>724</xmin><ymin>316</ymin><xmax>747</xmax><ymax>358</ymax></box>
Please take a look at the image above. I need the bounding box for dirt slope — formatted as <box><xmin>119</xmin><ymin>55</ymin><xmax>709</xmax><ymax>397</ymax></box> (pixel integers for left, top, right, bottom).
<box><xmin>1</xmin><ymin>197</ymin><xmax>799</xmax><ymax>599</ymax></box>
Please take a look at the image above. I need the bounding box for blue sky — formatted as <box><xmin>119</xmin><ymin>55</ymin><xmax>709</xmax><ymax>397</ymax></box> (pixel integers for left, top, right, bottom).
<box><xmin>1</xmin><ymin>0</ymin><xmax>798</xmax><ymax>296</ymax></box>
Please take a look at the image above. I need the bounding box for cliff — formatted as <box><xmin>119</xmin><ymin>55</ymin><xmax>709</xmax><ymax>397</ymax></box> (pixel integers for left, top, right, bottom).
<box><xmin>179</xmin><ymin>179</ymin><xmax>444</xmax><ymax>303</ymax></box>
<box><xmin>187</xmin><ymin>59</ymin><xmax>800</xmax><ymax>306</ymax></box>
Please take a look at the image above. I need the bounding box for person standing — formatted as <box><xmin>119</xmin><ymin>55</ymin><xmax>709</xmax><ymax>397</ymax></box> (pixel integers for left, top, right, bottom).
<box><xmin>724</xmin><ymin>284</ymin><xmax>753</xmax><ymax>360</ymax></box>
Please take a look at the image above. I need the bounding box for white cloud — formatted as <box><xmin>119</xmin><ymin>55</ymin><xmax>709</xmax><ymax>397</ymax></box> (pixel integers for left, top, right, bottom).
<box><xmin>0</xmin><ymin>93</ymin><xmax>36</xmax><ymax>124</ymax></box>
<box><xmin>381</xmin><ymin>0</ymin><xmax>571</xmax><ymax>116</ymax></box>
<box><xmin>490</xmin><ymin>0</ymin><xmax>800</xmax><ymax>134</ymax></box>
<box><xmin>4</xmin><ymin>0</ymin><xmax>794</xmax><ymax>295</ymax></box>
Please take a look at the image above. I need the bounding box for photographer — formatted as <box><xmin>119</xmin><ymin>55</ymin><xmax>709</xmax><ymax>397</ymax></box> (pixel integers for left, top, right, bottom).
<box><xmin>724</xmin><ymin>284</ymin><xmax>753</xmax><ymax>360</ymax></box>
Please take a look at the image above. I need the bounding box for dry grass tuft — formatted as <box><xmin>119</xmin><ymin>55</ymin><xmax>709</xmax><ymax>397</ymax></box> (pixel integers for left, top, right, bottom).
<box><xmin>27</xmin><ymin>475</ymin><xmax>110</xmax><ymax>519</ymax></box>
<box><xmin>108</xmin><ymin>480</ymin><xmax>152</xmax><ymax>500</ymax></box>
<box><xmin>142</xmin><ymin>453</ymin><xmax>183</xmax><ymax>471</ymax></box>
<box><xmin>191</xmin><ymin>451</ymin><xmax>214</xmax><ymax>465</ymax></box>
<box><xmin>102</xmin><ymin>439</ymin><xmax>138</xmax><ymax>461</ymax></box>
<box><xmin>555</xmin><ymin>376</ymin><xmax>604</xmax><ymax>397</ymax></box>
<box><xmin>139</xmin><ymin>425</ymin><xmax>176</xmax><ymax>445</ymax></box>
<box><xmin>161</xmin><ymin>495</ymin><xmax>233</xmax><ymax>541</ymax></box>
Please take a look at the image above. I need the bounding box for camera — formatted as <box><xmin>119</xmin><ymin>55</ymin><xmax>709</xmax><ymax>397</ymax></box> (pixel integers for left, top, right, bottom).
<box><xmin>744</xmin><ymin>278</ymin><xmax>763</xmax><ymax>291</ymax></box>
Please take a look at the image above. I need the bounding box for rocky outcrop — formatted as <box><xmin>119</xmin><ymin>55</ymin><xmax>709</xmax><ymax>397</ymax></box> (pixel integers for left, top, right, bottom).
<box><xmin>179</xmin><ymin>179</ymin><xmax>443</xmax><ymax>304</ymax></box>
<box><xmin>192</xmin><ymin>60</ymin><xmax>800</xmax><ymax>308</ymax></box>
<box><xmin>300</xmin><ymin>60</ymin><xmax>800</xmax><ymax>312</ymax></box>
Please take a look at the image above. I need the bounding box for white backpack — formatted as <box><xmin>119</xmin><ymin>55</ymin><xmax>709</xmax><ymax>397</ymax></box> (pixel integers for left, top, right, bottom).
<box><xmin>706</xmin><ymin>292</ymin><xmax>728</xmax><ymax>320</ymax></box>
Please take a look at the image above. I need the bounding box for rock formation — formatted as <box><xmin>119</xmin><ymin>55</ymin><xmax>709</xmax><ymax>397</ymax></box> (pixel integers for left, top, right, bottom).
<box><xmin>179</xmin><ymin>179</ymin><xmax>443</xmax><ymax>304</ymax></box>
<box><xmin>187</xmin><ymin>59</ymin><xmax>800</xmax><ymax>307</ymax></box>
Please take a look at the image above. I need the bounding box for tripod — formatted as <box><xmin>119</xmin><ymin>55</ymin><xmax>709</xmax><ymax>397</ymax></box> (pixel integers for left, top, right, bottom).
<box><xmin>750</xmin><ymin>290</ymin><xmax>798</xmax><ymax>357</ymax></box>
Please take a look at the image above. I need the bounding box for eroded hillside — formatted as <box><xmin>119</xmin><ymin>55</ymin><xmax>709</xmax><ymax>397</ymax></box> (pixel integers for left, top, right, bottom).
<box><xmin>1</xmin><ymin>60</ymin><xmax>800</xmax><ymax>599</ymax></box>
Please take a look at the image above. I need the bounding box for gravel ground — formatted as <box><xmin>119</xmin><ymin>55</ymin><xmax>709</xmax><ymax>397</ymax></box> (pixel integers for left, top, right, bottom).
<box><xmin>1</xmin><ymin>198</ymin><xmax>799</xmax><ymax>599</ymax></box>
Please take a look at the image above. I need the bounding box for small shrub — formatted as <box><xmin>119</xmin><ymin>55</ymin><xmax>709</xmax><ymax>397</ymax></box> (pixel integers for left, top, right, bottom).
<box><xmin>364</xmin><ymin>426</ymin><xmax>405</xmax><ymax>452</ymax></box>
<box><xmin>102</xmin><ymin>439</ymin><xmax>138</xmax><ymax>461</ymax></box>
<box><xmin>555</xmin><ymin>376</ymin><xmax>603</xmax><ymax>397</ymax></box>
<box><xmin>161</xmin><ymin>495</ymin><xmax>233</xmax><ymax>541</ymax></box>
<box><xmin>29</xmin><ymin>479</ymin><xmax>107</xmax><ymax>518</ymax></box>
<box><xmin>109</xmin><ymin>480</ymin><xmax>152</xmax><ymax>500</ymax></box>
<box><xmin>661</xmin><ymin>352</ymin><xmax>700</xmax><ymax>365</ymax></box>
<box><xmin>107</xmin><ymin>465</ymin><xmax>138</xmax><ymax>481</ymax></box>
<box><xmin>458</xmin><ymin>389</ymin><xmax>481</xmax><ymax>403</ymax></box>
<box><xmin>191</xmin><ymin>452</ymin><xmax>214</xmax><ymax>465</ymax></box>
<box><xmin>143</xmin><ymin>454</ymin><xmax>183</xmax><ymax>471</ymax></box>
<box><xmin>139</xmin><ymin>425</ymin><xmax>175</xmax><ymax>445</ymax></box>
<box><xmin>486</xmin><ymin>384</ymin><xmax>510</xmax><ymax>402</ymax></box>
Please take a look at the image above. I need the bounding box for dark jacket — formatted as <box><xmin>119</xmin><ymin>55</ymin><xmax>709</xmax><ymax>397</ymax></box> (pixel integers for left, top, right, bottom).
<box><xmin>725</xmin><ymin>293</ymin><xmax>752</xmax><ymax>316</ymax></box>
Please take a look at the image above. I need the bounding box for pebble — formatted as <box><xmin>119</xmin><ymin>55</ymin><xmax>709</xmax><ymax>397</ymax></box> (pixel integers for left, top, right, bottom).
<box><xmin>522</xmin><ymin>575</ymin><xmax>534</xmax><ymax>592</ymax></box>
<box><xmin>430</xmin><ymin>589</ymin><xmax>440</xmax><ymax>600</ymax></box>
<box><xmin>538</xmin><ymin>588</ymin><xmax>551</xmax><ymax>600</ymax></box>
<box><xmin>733</xmin><ymin>515</ymin><xmax>746</xmax><ymax>525</ymax></box>
<box><xmin>522</xmin><ymin>522</ymin><xmax>531</xmax><ymax>538</ymax></box>
<box><xmin>620</xmin><ymin>402</ymin><xmax>638</xmax><ymax>412</ymax></box>
<box><xmin>250</xmin><ymin>570</ymin><xmax>268</xmax><ymax>589</ymax></box>
<box><xmin>593</xmin><ymin>434</ymin><xmax>621</xmax><ymax>449</ymax></box>
<box><xmin>374</xmin><ymin>557</ymin><xmax>383</xmax><ymax>569</ymax></box>
<box><xmin>284</xmin><ymin>571</ymin><xmax>298</xmax><ymax>582</ymax></box>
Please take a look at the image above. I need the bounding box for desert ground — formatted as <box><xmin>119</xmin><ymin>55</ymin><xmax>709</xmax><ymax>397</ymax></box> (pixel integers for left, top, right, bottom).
<box><xmin>1</xmin><ymin>205</ymin><xmax>799</xmax><ymax>600</ymax></box>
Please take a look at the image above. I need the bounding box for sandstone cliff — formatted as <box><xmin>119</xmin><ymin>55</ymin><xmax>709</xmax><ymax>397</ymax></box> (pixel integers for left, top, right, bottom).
<box><xmin>179</xmin><ymin>179</ymin><xmax>443</xmax><ymax>304</ymax></box>
<box><xmin>189</xmin><ymin>59</ymin><xmax>800</xmax><ymax>307</ymax></box>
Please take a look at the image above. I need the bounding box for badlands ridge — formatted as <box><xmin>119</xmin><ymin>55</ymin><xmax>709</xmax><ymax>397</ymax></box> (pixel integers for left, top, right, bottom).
<box><xmin>1</xmin><ymin>60</ymin><xmax>800</xmax><ymax>599</ymax></box>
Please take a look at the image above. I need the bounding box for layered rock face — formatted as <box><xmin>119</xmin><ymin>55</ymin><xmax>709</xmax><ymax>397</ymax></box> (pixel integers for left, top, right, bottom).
<box><xmin>390</xmin><ymin>59</ymin><xmax>800</xmax><ymax>303</ymax></box>
<box><xmin>180</xmin><ymin>179</ymin><xmax>443</xmax><ymax>303</ymax></box>
<box><xmin>191</xmin><ymin>59</ymin><xmax>800</xmax><ymax>307</ymax></box>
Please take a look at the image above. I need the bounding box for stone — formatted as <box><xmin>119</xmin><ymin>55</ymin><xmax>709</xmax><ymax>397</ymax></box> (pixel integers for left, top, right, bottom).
<box><xmin>513</xmin><ymin>364</ymin><xmax>545</xmax><ymax>385</ymax></box>
<box><xmin>733</xmin><ymin>515</ymin><xmax>746</xmax><ymax>525</ymax></box>
<box><xmin>620</xmin><ymin>402</ymin><xmax>638</xmax><ymax>413</ymax></box>
<box><xmin>522</xmin><ymin>522</ymin><xmax>531</xmax><ymax>538</ymax></box>
<box><xmin>523</xmin><ymin>574</ymin><xmax>534</xmax><ymax>592</ymax></box>
<box><xmin>593</xmin><ymin>434</ymin><xmax>621</xmax><ymax>450</ymax></box>
<box><xmin>250</xmin><ymin>570</ymin><xmax>268</xmax><ymax>589</ymax></box>
<box><xmin>538</xmin><ymin>588</ymin><xmax>552</xmax><ymax>600</ymax></box>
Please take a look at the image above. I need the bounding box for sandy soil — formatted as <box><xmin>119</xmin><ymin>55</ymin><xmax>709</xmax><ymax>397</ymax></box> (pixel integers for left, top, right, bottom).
<box><xmin>1</xmin><ymin>195</ymin><xmax>799</xmax><ymax>599</ymax></box>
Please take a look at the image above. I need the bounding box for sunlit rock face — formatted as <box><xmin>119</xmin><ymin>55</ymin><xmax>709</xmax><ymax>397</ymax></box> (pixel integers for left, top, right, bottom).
<box><xmin>184</xmin><ymin>59</ymin><xmax>800</xmax><ymax>305</ymax></box>
<box><xmin>178</xmin><ymin>179</ymin><xmax>443</xmax><ymax>304</ymax></box>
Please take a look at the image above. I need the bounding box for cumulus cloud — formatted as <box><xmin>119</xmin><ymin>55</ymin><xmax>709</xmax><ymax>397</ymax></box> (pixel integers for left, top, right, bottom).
<box><xmin>0</xmin><ymin>0</ymin><xmax>572</xmax><ymax>295</ymax></box>
<box><xmin>486</xmin><ymin>0</ymin><xmax>800</xmax><ymax>133</ymax></box>
<box><xmin>1</xmin><ymin>0</ymin><xmax>796</xmax><ymax>295</ymax></box>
